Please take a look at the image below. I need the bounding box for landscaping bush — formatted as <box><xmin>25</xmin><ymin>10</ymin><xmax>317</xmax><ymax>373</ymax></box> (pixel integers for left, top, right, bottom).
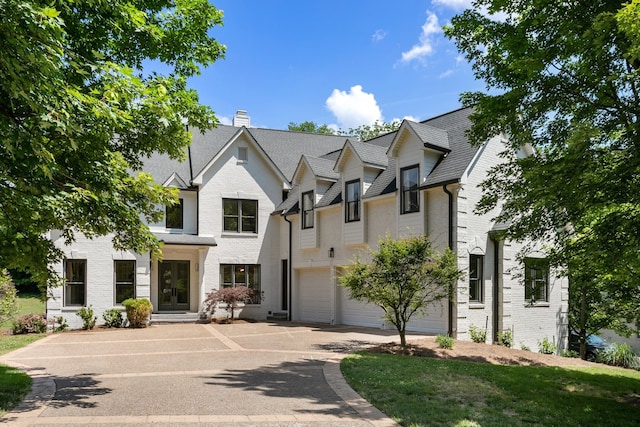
<box><xmin>497</xmin><ymin>329</ymin><xmax>513</xmax><ymax>348</ymax></box>
<box><xmin>598</xmin><ymin>343</ymin><xmax>640</xmax><ymax>369</ymax></box>
<box><xmin>520</xmin><ymin>342</ymin><xmax>531</xmax><ymax>351</ymax></box>
<box><xmin>122</xmin><ymin>298</ymin><xmax>152</xmax><ymax>328</ymax></box>
<box><xmin>538</xmin><ymin>337</ymin><xmax>557</xmax><ymax>355</ymax></box>
<box><xmin>76</xmin><ymin>306</ymin><xmax>96</xmax><ymax>330</ymax></box>
<box><xmin>561</xmin><ymin>349</ymin><xmax>580</xmax><ymax>358</ymax></box>
<box><xmin>0</xmin><ymin>270</ymin><xmax>18</xmax><ymax>325</ymax></box>
<box><xmin>468</xmin><ymin>324</ymin><xmax>487</xmax><ymax>344</ymax></box>
<box><xmin>204</xmin><ymin>286</ymin><xmax>259</xmax><ymax>320</ymax></box>
<box><xmin>436</xmin><ymin>334</ymin><xmax>454</xmax><ymax>349</ymax></box>
<box><xmin>12</xmin><ymin>313</ymin><xmax>46</xmax><ymax>334</ymax></box>
<box><xmin>102</xmin><ymin>308</ymin><xmax>124</xmax><ymax>328</ymax></box>
<box><xmin>53</xmin><ymin>316</ymin><xmax>68</xmax><ymax>332</ymax></box>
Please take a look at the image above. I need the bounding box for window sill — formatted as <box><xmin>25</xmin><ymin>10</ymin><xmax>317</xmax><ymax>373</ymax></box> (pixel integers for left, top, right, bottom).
<box><xmin>62</xmin><ymin>306</ymin><xmax>83</xmax><ymax>312</ymax></box>
<box><xmin>524</xmin><ymin>301</ymin><xmax>550</xmax><ymax>308</ymax></box>
<box><xmin>469</xmin><ymin>302</ymin><xmax>485</xmax><ymax>309</ymax></box>
<box><xmin>221</xmin><ymin>232</ymin><xmax>258</xmax><ymax>238</ymax></box>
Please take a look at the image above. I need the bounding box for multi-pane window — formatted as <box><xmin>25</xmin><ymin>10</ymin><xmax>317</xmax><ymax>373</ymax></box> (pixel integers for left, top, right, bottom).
<box><xmin>469</xmin><ymin>255</ymin><xmax>484</xmax><ymax>303</ymax></box>
<box><xmin>64</xmin><ymin>259</ymin><xmax>86</xmax><ymax>306</ymax></box>
<box><xmin>166</xmin><ymin>198</ymin><xmax>184</xmax><ymax>229</ymax></box>
<box><xmin>525</xmin><ymin>258</ymin><xmax>549</xmax><ymax>303</ymax></box>
<box><xmin>220</xmin><ymin>264</ymin><xmax>261</xmax><ymax>304</ymax></box>
<box><xmin>400</xmin><ymin>165</ymin><xmax>419</xmax><ymax>214</ymax></box>
<box><xmin>345</xmin><ymin>179</ymin><xmax>360</xmax><ymax>222</ymax></box>
<box><xmin>302</xmin><ymin>190</ymin><xmax>314</xmax><ymax>229</ymax></box>
<box><xmin>223</xmin><ymin>199</ymin><xmax>258</xmax><ymax>233</ymax></box>
<box><xmin>114</xmin><ymin>260</ymin><xmax>135</xmax><ymax>304</ymax></box>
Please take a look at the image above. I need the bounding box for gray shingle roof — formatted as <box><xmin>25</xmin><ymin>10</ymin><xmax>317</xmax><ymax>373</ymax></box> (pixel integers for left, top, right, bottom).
<box><xmin>363</xmin><ymin>159</ymin><xmax>397</xmax><ymax>199</ymax></box>
<box><xmin>303</xmin><ymin>156</ymin><xmax>340</xmax><ymax>181</ymax></box>
<box><xmin>343</xmin><ymin>141</ymin><xmax>389</xmax><ymax>169</ymax></box>
<box><xmin>317</xmin><ymin>178</ymin><xmax>343</xmax><ymax>208</ymax></box>
<box><xmin>273</xmin><ymin>186</ymin><xmax>300</xmax><ymax>215</ymax></box>
<box><xmin>405</xmin><ymin>121</ymin><xmax>450</xmax><ymax>153</ymax></box>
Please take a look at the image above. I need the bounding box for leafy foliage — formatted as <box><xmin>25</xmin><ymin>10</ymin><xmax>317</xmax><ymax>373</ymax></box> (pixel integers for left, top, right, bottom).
<box><xmin>76</xmin><ymin>306</ymin><xmax>96</xmax><ymax>330</ymax></box>
<box><xmin>436</xmin><ymin>334</ymin><xmax>454</xmax><ymax>349</ymax></box>
<box><xmin>102</xmin><ymin>308</ymin><xmax>124</xmax><ymax>328</ymax></box>
<box><xmin>468</xmin><ymin>324</ymin><xmax>487</xmax><ymax>344</ymax></box>
<box><xmin>204</xmin><ymin>286</ymin><xmax>259</xmax><ymax>320</ymax></box>
<box><xmin>122</xmin><ymin>298</ymin><xmax>152</xmax><ymax>328</ymax></box>
<box><xmin>497</xmin><ymin>329</ymin><xmax>513</xmax><ymax>348</ymax></box>
<box><xmin>0</xmin><ymin>270</ymin><xmax>18</xmax><ymax>325</ymax></box>
<box><xmin>537</xmin><ymin>337</ymin><xmax>557</xmax><ymax>355</ymax></box>
<box><xmin>445</xmin><ymin>0</ymin><xmax>640</xmax><ymax>340</ymax></box>
<box><xmin>340</xmin><ymin>121</ymin><xmax>402</xmax><ymax>141</ymax></box>
<box><xmin>339</xmin><ymin>234</ymin><xmax>463</xmax><ymax>347</ymax></box>
<box><xmin>12</xmin><ymin>313</ymin><xmax>46</xmax><ymax>334</ymax></box>
<box><xmin>53</xmin><ymin>315</ymin><xmax>68</xmax><ymax>332</ymax></box>
<box><xmin>0</xmin><ymin>1</ymin><xmax>225</xmax><ymax>292</ymax></box>
<box><xmin>598</xmin><ymin>343</ymin><xmax>640</xmax><ymax>369</ymax></box>
<box><xmin>288</xmin><ymin>121</ymin><xmax>335</xmax><ymax>135</ymax></box>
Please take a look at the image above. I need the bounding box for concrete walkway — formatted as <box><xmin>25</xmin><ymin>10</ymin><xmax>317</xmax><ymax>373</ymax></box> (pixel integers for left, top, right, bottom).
<box><xmin>1</xmin><ymin>322</ymin><xmax>427</xmax><ymax>426</ymax></box>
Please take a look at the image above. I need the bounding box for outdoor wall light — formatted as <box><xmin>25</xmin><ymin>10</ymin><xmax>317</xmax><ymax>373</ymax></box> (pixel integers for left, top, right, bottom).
<box><xmin>328</xmin><ymin>247</ymin><xmax>335</xmax><ymax>258</ymax></box>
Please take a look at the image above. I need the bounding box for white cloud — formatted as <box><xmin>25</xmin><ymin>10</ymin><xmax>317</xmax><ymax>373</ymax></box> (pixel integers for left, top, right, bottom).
<box><xmin>325</xmin><ymin>85</ymin><xmax>383</xmax><ymax>129</ymax></box>
<box><xmin>400</xmin><ymin>11</ymin><xmax>441</xmax><ymax>64</ymax></box>
<box><xmin>439</xmin><ymin>69</ymin><xmax>454</xmax><ymax>78</ymax></box>
<box><xmin>217</xmin><ymin>115</ymin><xmax>232</xmax><ymax>125</ymax></box>
<box><xmin>392</xmin><ymin>115</ymin><xmax>419</xmax><ymax>123</ymax></box>
<box><xmin>372</xmin><ymin>29</ymin><xmax>387</xmax><ymax>42</ymax></box>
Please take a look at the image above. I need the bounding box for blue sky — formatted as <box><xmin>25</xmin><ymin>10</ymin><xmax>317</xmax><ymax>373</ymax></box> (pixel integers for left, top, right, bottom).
<box><xmin>190</xmin><ymin>0</ymin><xmax>484</xmax><ymax>130</ymax></box>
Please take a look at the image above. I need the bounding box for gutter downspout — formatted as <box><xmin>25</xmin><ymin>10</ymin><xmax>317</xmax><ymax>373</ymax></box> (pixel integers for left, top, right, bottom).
<box><xmin>443</xmin><ymin>184</ymin><xmax>455</xmax><ymax>337</ymax></box>
<box><xmin>284</xmin><ymin>215</ymin><xmax>293</xmax><ymax>321</ymax></box>
<box><xmin>491</xmin><ymin>234</ymin><xmax>500</xmax><ymax>343</ymax></box>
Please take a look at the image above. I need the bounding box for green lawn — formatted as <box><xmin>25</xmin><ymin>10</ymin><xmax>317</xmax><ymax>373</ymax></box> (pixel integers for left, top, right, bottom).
<box><xmin>0</xmin><ymin>292</ymin><xmax>46</xmax><ymax>417</ymax></box>
<box><xmin>342</xmin><ymin>352</ymin><xmax>640</xmax><ymax>427</ymax></box>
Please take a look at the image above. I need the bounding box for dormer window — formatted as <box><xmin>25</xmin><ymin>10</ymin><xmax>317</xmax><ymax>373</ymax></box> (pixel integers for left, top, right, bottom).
<box><xmin>345</xmin><ymin>179</ymin><xmax>360</xmax><ymax>222</ymax></box>
<box><xmin>302</xmin><ymin>190</ymin><xmax>314</xmax><ymax>229</ymax></box>
<box><xmin>400</xmin><ymin>165</ymin><xmax>419</xmax><ymax>214</ymax></box>
<box><xmin>166</xmin><ymin>198</ymin><xmax>184</xmax><ymax>229</ymax></box>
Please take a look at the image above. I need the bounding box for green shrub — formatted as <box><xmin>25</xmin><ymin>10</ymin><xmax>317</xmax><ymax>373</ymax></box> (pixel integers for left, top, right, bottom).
<box><xmin>497</xmin><ymin>329</ymin><xmax>513</xmax><ymax>348</ymax></box>
<box><xmin>76</xmin><ymin>306</ymin><xmax>96</xmax><ymax>330</ymax></box>
<box><xmin>12</xmin><ymin>313</ymin><xmax>46</xmax><ymax>334</ymax></box>
<box><xmin>53</xmin><ymin>316</ymin><xmax>68</xmax><ymax>332</ymax></box>
<box><xmin>0</xmin><ymin>269</ymin><xmax>18</xmax><ymax>325</ymax></box>
<box><xmin>468</xmin><ymin>324</ymin><xmax>487</xmax><ymax>344</ymax></box>
<box><xmin>122</xmin><ymin>298</ymin><xmax>152</xmax><ymax>328</ymax></box>
<box><xmin>520</xmin><ymin>342</ymin><xmax>531</xmax><ymax>351</ymax></box>
<box><xmin>561</xmin><ymin>349</ymin><xmax>580</xmax><ymax>358</ymax></box>
<box><xmin>597</xmin><ymin>343</ymin><xmax>640</xmax><ymax>369</ymax></box>
<box><xmin>436</xmin><ymin>334</ymin><xmax>454</xmax><ymax>350</ymax></box>
<box><xmin>102</xmin><ymin>308</ymin><xmax>124</xmax><ymax>328</ymax></box>
<box><xmin>538</xmin><ymin>337</ymin><xmax>557</xmax><ymax>355</ymax></box>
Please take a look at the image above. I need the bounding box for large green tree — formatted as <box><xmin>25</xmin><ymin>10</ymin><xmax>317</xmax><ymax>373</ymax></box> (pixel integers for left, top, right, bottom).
<box><xmin>339</xmin><ymin>235</ymin><xmax>462</xmax><ymax>347</ymax></box>
<box><xmin>446</xmin><ymin>0</ymin><xmax>640</xmax><ymax>355</ymax></box>
<box><xmin>0</xmin><ymin>1</ymin><xmax>225</xmax><ymax>290</ymax></box>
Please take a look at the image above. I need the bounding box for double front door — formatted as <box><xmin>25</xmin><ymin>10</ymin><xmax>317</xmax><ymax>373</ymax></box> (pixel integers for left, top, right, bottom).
<box><xmin>158</xmin><ymin>260</ymin><xmax>190</xmax><ymax>311</ymax></box>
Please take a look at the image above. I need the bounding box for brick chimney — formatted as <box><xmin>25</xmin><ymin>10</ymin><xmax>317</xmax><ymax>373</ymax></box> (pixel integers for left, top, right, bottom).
<box><xmin>232</xmin><ymin>110</ymin><xmax>250</xmax><ymax>127</ymax></box>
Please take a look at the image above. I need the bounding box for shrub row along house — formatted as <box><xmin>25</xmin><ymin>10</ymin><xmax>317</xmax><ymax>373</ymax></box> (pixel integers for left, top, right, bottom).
<box><xmin>48</xmin><ymin>108</ymin><xmax>569</xmax><ymax>351</ymax></box>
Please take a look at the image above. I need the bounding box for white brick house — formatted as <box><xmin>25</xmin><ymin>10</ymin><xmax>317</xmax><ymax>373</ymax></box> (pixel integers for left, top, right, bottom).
<box><xmin>48</xmin><ymin>108</ymin><xmax>569</xmax><ymax>351</ymax></box>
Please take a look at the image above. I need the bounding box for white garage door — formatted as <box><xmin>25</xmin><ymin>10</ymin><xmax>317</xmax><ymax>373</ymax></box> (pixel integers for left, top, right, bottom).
<box><xmin>297</xmin><ymin>268</ymin><xmax>332</xmax><ymax>323</ymax></box>
<box><xmin>337</xmin><ymin>286</ymin><xmax>384</xmax><ymax>328</ymax></box>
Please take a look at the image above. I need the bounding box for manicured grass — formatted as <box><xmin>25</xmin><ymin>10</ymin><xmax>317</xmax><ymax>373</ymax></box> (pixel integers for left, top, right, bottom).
<box><xmin>342</xmin><ymin>352</ymin><xmax>640</xmax><ymax>427</ymax></box>
<box><xmin>0</xmin><ymin>365</ymin><xmax>32</xmax><ymax>416</ymax></box>
<box><xmin>0</xmin><ymin>292</ymin><xmax>47</xmax><ymax>417</ymax></box>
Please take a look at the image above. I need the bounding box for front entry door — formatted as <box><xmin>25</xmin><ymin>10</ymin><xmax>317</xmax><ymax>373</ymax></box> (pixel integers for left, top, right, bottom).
<box><xmin>158</xmin><ymin>261</ymin><xmax>190</xmax><ymax>311</ymax></box>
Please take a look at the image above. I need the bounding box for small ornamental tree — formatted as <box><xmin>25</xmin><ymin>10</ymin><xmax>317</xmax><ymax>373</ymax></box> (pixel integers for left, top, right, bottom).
<box><xmin>205</xmin><ymin>286</ymin><xmax>258</xmax><ymax>321</ymax></box>
<box><xmin>0</xmin><ymin>269</ymin><xmax>18</xmax><ymax>325</ymax></box>
<box><xmin>339</xmin><ymin>234</ymin><xmax>463</xmax><ymax>347</ymax></box>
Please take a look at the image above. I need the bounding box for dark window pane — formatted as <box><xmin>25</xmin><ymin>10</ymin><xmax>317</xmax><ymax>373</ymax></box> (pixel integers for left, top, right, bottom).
<box><xmin>223</xmin><ymin>199</ymin><xmax>238</xmax><ymax>215</ymax></box>
<box><xmin>166</xmin><ymin>199</ymin><xmax>184</xmax><ymax>229</ymax></box>
<box><xmin>65</xmin><ymin>260</ymin><xmax>86</xmax><ymax>306</ymax></box>
<box><xmin>224</xmin><ymin>217</ymin><xmax>239</xmax><ymax>232</ymax></box>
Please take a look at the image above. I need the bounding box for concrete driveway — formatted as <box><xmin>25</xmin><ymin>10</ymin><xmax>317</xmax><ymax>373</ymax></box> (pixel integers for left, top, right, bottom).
<box><xmin>1</xmin><ymin>322</ymin><xmax>428</xmax><ymax>426</ymax></box>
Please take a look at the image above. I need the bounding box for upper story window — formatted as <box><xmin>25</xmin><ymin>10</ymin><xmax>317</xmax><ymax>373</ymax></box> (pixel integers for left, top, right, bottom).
<box><xmin>400</xmin><ymin>165</ymin><xmax>420</xmax><ymax>214</ymax></box>
<box><xmin>166</xmin><ymin>198</ymin><xmax>184</xmax><ymax>229</ymax></box>
<box><xmin>114</xmin><ymin>260</ymin><xmax>135</xmax><ymax>304</ymax></box>
<box><xmin>345</xmin><ymin>179</ymin><xmax>360</xmax><ymax>222</ymax></box>
<box><xmin>64</xmin><ymin>259</ymin><xmax>86</xmax><ymax>306</ymax></box>
<box><xmin>302</xmin><ymin>190</ymin><xmax>314</xmax><ymax>229</ymax></box>
<box><xmin>524</xmin><ymin>258</ymin><xmax>549</xmax><ymax>303</ymax></box>
<box><xmin>223</xmin><ymin>199</ymin><xmax>258</xmax><ymax>233</ymax></box>
<box><xmin>469</xmin><ymin>254</ymin><xmax>484</xmax><ymax>303</ymax></box>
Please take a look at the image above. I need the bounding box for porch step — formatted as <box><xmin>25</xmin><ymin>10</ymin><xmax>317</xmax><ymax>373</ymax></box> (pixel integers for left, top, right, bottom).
<box><xmin>267</xmin><ymin>312</ymin><xmax>289</xmax><ymax>321</ymax></box>
<box><xmin>150</xmin><ymin>312</ymin><xmax>201</xmax><ymax>324</ymax></box>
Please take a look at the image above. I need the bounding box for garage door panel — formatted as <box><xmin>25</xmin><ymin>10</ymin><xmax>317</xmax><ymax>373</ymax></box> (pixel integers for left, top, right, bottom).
<box><xmin>298</xmin><ymin>269</ymin><xmax>332</xmax><ymax>324</ymax></box>
<box><xmin>338</xmin><ymin>286</ymin><xmax>384</xmax><ymax>328</ymax></box>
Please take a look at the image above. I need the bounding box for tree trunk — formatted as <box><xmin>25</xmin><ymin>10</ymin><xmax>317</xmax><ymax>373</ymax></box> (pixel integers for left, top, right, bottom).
<box><xmin>579</xmin><ymin>285</ymin><xmax>587</xmax><ymax>360</ymax></box>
